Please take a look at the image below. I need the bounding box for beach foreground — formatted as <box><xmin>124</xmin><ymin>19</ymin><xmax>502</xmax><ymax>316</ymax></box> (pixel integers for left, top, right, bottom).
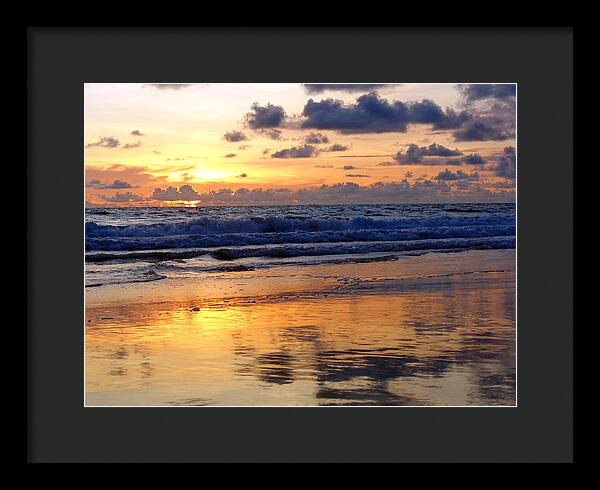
<box><xmin>85</xmin><ymin>249</ymin><xmax>516</xmax><ymax>406</ymax></box>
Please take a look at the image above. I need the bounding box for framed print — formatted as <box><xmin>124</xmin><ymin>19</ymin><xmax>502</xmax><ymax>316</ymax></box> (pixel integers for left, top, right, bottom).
<box><xmin>28</xmin><ymin>27</ymin><xmax>573</xmax><ymax>462</ymax></box>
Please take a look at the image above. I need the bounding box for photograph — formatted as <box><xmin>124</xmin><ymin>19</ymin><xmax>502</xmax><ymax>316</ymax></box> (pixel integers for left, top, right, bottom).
<box><xmin>84</xmin><ymin>82</ymin><xmax>517</xmax><ymax>407</ymax></box>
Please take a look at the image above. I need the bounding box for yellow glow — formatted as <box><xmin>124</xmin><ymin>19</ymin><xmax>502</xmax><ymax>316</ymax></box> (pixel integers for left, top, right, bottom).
<box><xmin>84</xmin><ymin>83</ymin><xmax>516</xmax><ymax>207</ymax></box>
<box><xmin>191</xmin><ymin>170</ymin><xmax>231</xmax><ymax>180</ymax></box>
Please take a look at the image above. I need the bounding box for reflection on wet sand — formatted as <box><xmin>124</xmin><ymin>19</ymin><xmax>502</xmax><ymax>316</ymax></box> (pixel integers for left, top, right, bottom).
<box><xmin>85</xmin><ymin>252</ymin><xmax>515</xmax><ymax>406</ymax></box>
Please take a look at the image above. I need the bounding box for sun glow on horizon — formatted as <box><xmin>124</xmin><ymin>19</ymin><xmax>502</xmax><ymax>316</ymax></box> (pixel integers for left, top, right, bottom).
<box><xmin>85</xmin><ymin>83</ymin><xmax>516</xmax><ymax>207</ymax></box>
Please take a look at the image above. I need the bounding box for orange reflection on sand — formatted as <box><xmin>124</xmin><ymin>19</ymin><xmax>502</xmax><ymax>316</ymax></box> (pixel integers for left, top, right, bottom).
<box><xmin>85</xmin><ymin>260</ymin><xmax>515</xmax><ymax>406</ymax></box>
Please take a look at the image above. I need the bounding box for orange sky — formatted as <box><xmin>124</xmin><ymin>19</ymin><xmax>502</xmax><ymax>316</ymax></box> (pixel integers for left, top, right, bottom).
<box><xmin>85</xmin><ymin>83</ymin><xmax>516</xmax><ymax>206</ymax></box>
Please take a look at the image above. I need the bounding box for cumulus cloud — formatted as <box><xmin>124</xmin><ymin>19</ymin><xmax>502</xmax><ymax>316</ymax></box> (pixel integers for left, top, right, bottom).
<box><xmin>244</xmin><ymin>102</ymin><xmax>286</xmax><ymax>129</ymax></box>
<box><xmin>453</xmin><ymin>121</ymin><xmax>514</xmax><ymax>141</ymax></box>
<box><xmin>102</xmin><ymin>192</ymin><xmax>146</xmax><ymax>202</ymax></box>
<box><xmin>304</xmin><ymin>132</ymin><xmax>329</xmax><ymax>144</ymax></box>
<box><xmin>151</xmin><ymin>185</ymin><xmax>201</xmax><ymax>201</ymax></box>
<box><xmin>301</xmin><ymin>93</ymin><xmax>470</xmax><ymax>134</ymax></box>
<box><xmin>492</xmin><ymin>146</ymin><xmax>516</xmax><ymax>178</ymax></box>
<box><xmin>458</xmin><ymin>84</ymin><xmax>516</xmax><ymax>103</ymax></box>
<box><xmin>271</xmin><ymin>145</ymin><xmax>318</xmax><ymax>158</ymax></box>
<box><xmin>462</xmin><ymin>153</ymin><xmax>486</xmax><ymax>165</ymax></box>
<box><xmin>87</xmin><ymin>179</ymin><xmax>135</xmax><ymax>189</ymax></box>
<box><xmin>434</xmin><ymin>169</ymin><xmax>480</xmax><ymax>181</ymax></box>
<box><xmin>123</xmin><ymin>141</ymin><xmax>142</xmax><ymax>149</ymax></box>
<box><xmin>302</xmin><ymin>84</ymin><xmax>400</xmax><ymax>94</ymax></box>
<box><xmin>453</xmin><ymin>84</ymin><xmax>516</xmax><ymax>141</ymax></box>
<box><xmin>393</xmin><ymin>143</ymin><xmax>463</xmax><ymax>164</ymax></box>
<box><xmin>257</xmin><ymin>128</ymin><xmax>283</xmax><ymax>140</ymax></box>
<box><xmin>223</xmin><ymin>130</ymin><xmax>249</xmax><ymax>142</ymax></box>
<box><xmin>146</xmin><ymin>180</ymin><xmax>513</xmax><ymax>205</ymax></box>
<box><xmin>324</xmin><ymin>143</ymin><xmax>349</xmax><ymax>152</ymax></box>
<box><xmin>86</xmin><ymin>136</ymin><xmax>119</xmax><ymax>148</ymax></box>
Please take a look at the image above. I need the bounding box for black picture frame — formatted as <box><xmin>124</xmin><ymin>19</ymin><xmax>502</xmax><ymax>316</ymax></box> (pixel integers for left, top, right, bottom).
<box><xmin>27</xmin><ymin>27</ymin><xmax>573</xmax><ymax>463</ymax></box>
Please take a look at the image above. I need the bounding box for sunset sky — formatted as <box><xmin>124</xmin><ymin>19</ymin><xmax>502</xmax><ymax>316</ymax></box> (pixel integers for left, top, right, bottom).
<box><xmin>85</xmin><ymin>83</ymin><xmax>516</xmax><ymax>206</ymax></box>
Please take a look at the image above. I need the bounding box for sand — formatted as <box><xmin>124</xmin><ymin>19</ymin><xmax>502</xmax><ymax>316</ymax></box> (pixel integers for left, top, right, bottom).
<box><xmin>85</xmin><ymin>249</ymin><xmax>516</xmax><ymax>406</ymax></box>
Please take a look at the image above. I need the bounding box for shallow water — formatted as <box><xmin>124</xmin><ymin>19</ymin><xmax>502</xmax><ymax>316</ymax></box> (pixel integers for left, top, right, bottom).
<box><xmin>85</xmin><ymin>250</ymin><xmax>516</xmax><ymax>406</ymax></box>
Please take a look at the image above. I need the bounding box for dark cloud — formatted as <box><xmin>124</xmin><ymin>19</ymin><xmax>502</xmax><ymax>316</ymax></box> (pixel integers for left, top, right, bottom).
<box><xmin>434</xmin><ymin>169</ymin><xmax>480</xmax><ymax>181</ymax></box>
<box><xmin>404</xmin><ymin>171</ymin><xmax>413</xmax><ymax>178</ymax></box>
<box><xmin>153</xmin><ymin>150</ymin><xmax>162</xmax><ymax>155</ymax></box>
<box><xmin>144</xmin><ymin>84</ymin><xmax>192</xmax><ymax>90</ymax></box>
<box><xmin>271</xmin><ymin>145</ymin><xmax>318</xmax><ymax>158</ymax></box>
<box><xmin>453</xmin><ymin>85</ymin><xmax>516</xmax><ymax>141</ymax></box>
<box><xmin>151</xmin><ymin>185</ymin><xmax>200</xmax><ymax>201</ymax></box>
<box><xmin>102</xmin><ymin>192</ymin><xmax>146</xmax><ymax>202</ymax></box>
<box><xmin>301</xmin><ymin>93</ymin><xmax>469</xmax><ymax>134</ymax></box>
<box><xmin>458</xmin><ymin>84</ymin><xmax>516</xmax><ymax>102</ymax></box>
<box><xmin>462</xmin><ymin>153</ymin><xmax>486</xmax><ymax>165</ymax></box>
<box><xmin>492</xmin><ymin>146</ymin><xmax>516</xmax><ymax>178</ymax></box>
<box><xmin>224</xmin><ymin>153</ymin><xmax>237</xmax><ymax>158</ymax></box>
<box><xmin>453</xmin><ymin>121</ymin><xmax>514</xmax><ymax>141</ymax></box>
<box><xmin>86</xmin><ymin>136</ymin><xmax>119</xmax><ymax>148</ymax></box>
<box><xmin>237</xmin><ymin>173</ymin><xmax>248</xmax><ymax>178</ymax></box>
<box><xmin>131</xmin><ymin>130</ymin><xmax>144</xmax><ymax>136</ymax></box>
<box><xmin>123</xmin><ymin>141</ymin><xmax>142</xmax><ymax>149</ymax></box>
<box><xmin>430</xmin><ymin>108</ymin><xmax>471</xmax><ymax>130</ymax></box>
<box><xmin>238</xmin><ymin>144</ymin><xmax>251</xmax><ymax>150</ymax></box>
<box><xmin>244</xmin><ymin>102</ymin><xmax>286</xmax><ymax>129</ymax></box>
<box><xmin>315</xmin><ymin>164</ymin><xmax>334</xmax><ymax>168</ymax></box>
<box><xmin>87</xmin><ymin>179</ymin><xmax>135</xmax><ymax>189</ymax></box>
<box><xmin>345</xmin><ymin>174</ymin><xmax>370</xmax><ymax>178</ymax></box>
<box><xmin>223</xmin><ymin>130</ymin><xmax>249</xmax><ymax>142</ymax></box>
<box><xmin>343</xmin><ymin>165</ymin><xmax>355</xmax><ymax>170</ymax></box>
<box><xmin>302</xmin><ymin>84</ymin><xmax>400</xmax><ymax>94</ymax></box>
<box><xmin>304</xmin><ymin>132</ymin><xmax>329</xmax><ymax>145</ymax></box>
<box><xmin>325</xmin><ymin>143</ymin><xmax>349</xmax><ymax>152</ymax></box>
<box><xmin>258</xmin><ymin>128</ymin><xmax>283</xmax><ymax>140</ymax></box>
<box><xmin>393</xmin><ymin>143</ymin><xmax>463</xmax><ymax>164</ymax></box>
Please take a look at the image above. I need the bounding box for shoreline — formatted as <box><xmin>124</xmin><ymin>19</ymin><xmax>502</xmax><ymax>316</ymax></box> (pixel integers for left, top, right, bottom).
<box><xmin>86</xmin><ymin>248</ymin><xmax>515</xmax><ymax>307</ymax></box>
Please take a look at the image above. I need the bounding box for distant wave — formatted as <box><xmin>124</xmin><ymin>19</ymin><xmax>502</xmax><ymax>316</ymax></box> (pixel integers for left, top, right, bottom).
<box><xmin>86</xmin><ymin>236</ymin><xmax>515</xmax><ymax>263</ymax></box>
<box><xmin>86</xmin><ymin>217</ymin><xmax>515</xmax><ymax>252</ymax></box>
<box><xmin>86</xmin><ymin>215</ymin><xmax>514</xmax><ymax>239</ymax></box>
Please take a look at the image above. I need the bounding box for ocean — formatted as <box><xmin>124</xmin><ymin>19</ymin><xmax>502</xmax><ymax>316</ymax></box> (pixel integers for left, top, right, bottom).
<box><xmin>85</xmin><ymin>202</ymin><xmax>516</xmax><ymax>406</ymax></box>
<box><xmin>85</xmin><ymin>202</ymin><xmax>515</xmax><ymax>288</ymax></box>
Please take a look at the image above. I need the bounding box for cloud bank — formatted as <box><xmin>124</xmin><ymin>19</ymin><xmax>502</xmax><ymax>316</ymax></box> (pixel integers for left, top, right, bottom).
<box><xmin>148</xmin><ymin>181</ymin><xmax>514</xmax><ymax>205</ymax></box>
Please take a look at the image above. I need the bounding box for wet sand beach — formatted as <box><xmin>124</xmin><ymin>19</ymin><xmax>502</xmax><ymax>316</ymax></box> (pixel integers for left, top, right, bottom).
<box><xmin>85</xmin><ymin>249</ymin><xmax>516</xmax><ymax>406</ymax></box>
